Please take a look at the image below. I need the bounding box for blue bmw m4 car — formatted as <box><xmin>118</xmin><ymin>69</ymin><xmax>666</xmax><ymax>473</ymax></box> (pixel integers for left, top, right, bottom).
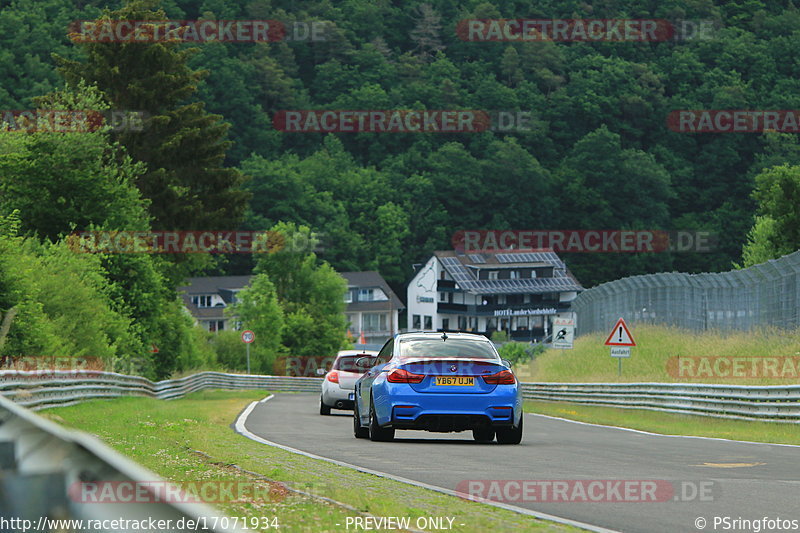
<box><xmin>353</xmin><ymin>332</ymin><xmax>523</xmax><ymax>444</ymax></box>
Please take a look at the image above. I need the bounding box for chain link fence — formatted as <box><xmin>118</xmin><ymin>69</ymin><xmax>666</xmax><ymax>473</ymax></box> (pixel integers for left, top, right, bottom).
<box><xmin>572</xmin><ymin>251</ymin><xmax>800</xmax><ymax>335</ymax></box>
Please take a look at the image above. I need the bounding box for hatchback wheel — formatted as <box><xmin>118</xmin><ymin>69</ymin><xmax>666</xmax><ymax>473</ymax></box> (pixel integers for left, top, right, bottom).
<box><xmin>319</xmin><ymin>396</ymin><xmax>331</xmax><ymax>416</ymax></box>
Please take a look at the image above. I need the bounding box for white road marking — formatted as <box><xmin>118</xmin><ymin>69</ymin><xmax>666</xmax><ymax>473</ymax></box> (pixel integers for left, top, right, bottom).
<box><xmin>234</xmin><ymin>395</ymin><xmax>618</xmax><ymax>533</ymax></box>
<box><xmin>526</xmin><ymin>412</ymin><xmax>800</xmax><ymax>448</ymax></box>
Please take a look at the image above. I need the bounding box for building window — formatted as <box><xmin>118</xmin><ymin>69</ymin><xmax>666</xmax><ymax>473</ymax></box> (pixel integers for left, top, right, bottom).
<box><xmin>363</xmin><ymin>313</ymin><xmax>387</xmax><ymax>332</ymax></box>
<box><xmin>208</xmin><ymin>320</ymin><xmax>225</xmax><ymax>332</ymax></box>
<box><xmin>439</xmin><ymin>292</ymin><xmax>447</xmax><ymax>302</ymax></box>
<box><xmin>346</xmin><ymin>313</ymin><xmax>357</xmax><ymax>328</ymax></box>
<box><xmin>530</xmin><ymin>270</ymin><xmax>537</xmax><ymax>278</ymax></box>
<box><xmin>424</xmin><ymin>315</ymin><xmax>433</xmax><ymax>330</ymax></box>
<box><xmin>191</xmin><ymin>295</ymin><xmax>213</xmax><ymax>307</ymax></box>
<box><xmin>344</xmin><ymin>290</ymin><xmax>353</xmax><ymax>303</ymax></box>
<box><xmin>510</xmin><ymin>270</ymin><xmax>520</xmax><ymax>279</ymax></box>
<box><xmin>488</xmin><ymin>271</ymin><xmax>498</xmax><ymax>280</ymax></box>
<box><xmin>412</xmin><ymin>314</ymin><xmax>421</xmax><ymax>329</ymax></box>
<box><xmin>458</xmin><ymin>316</ymin><xmax>468</xmax><ymax>330</ymax></box>
<box><xmin>442</xmin><ymin>318</ymin><xmax>450</xmax><ymax>331</ymax></box>
<box><xmin>359</xmin><ymin>288</ymin><xmax>374</xmax><ymax>301</ymax></box>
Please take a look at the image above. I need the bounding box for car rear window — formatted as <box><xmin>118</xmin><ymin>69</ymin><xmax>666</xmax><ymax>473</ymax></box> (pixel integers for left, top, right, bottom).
<box><xmin>333</xmin><ymin>355</ymin><xmax>375</xmax><ymax>371</ymax></box>
<box><xmin>397</xmin><ymin>338</ymin><xmax>499</xmax><ymax>359</ymax></box>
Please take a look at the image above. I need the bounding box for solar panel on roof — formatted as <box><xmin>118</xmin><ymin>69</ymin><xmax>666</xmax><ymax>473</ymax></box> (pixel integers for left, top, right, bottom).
<box><xmin>440</xmin><ymin>256</ymin><xmax>474</xmax><ymax>282</ymax></box>
<box><xmin>468</xmin><ymin>253</ymin><xmax>486</xmax><ymax>263</ymax></box>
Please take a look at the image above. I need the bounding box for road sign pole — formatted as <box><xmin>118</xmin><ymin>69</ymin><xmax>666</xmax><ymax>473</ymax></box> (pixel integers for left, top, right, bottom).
<box><xmin>246</xmin><ymin>342</ymin><xmax>251</xmax><ymax>375</ymax></box>
<box><xmin>618</xmin><ymin>357</ymin><xmax>622</xmax><ymax>377</ymax></box>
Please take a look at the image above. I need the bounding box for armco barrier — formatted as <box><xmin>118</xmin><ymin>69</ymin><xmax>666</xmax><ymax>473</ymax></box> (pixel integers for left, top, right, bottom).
<box><xmin>0</xmin><ymin>370</ymin><xmax>322</xmax><ymax>410</ymax></box>
<box><xmin>521</xmin><ymin>382</ymin><xmax>800</xmax><ymax>423</ymax></box>
<box><xmin>1</xmin><ymin>370</ymin><xmax>798</xmax><ymax>422</ymax></box>
<box><xmin>0</xmin><ymin>391</ymin><xmax>243</xmax><ymax>532</ymax></box>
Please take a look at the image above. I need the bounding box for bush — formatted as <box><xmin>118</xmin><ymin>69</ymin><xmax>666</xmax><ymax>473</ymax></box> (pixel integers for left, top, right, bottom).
<box><xmin>499</xmin><ymin>341</ymin><xmax>545</xmax><ymax>366</ymax></box>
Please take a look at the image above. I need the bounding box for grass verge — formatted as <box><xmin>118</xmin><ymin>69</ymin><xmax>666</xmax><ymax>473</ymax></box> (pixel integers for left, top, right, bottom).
<box><xmin>515</xmin><ymin>324</ymin><xmax>800</xmax><ymax>385</ymax></box>
<box><xmin>41</xmin><ymin>390</ymin><xmax>579</xmax><ymax>533</ymax></box>
<box><xmin>526</xmin><ymin>400</ymin><xmax>800</xmax><ymax>445</ymax></box>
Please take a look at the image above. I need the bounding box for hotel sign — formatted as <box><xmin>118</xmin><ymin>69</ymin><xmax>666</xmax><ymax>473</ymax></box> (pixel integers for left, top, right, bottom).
<box><xmin>493</xmin><ymin>307</ymin><xmax>557</xmax><ymax>317</ymax></box>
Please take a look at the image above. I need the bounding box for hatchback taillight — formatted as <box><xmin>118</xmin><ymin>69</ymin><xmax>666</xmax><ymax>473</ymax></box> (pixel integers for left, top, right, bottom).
<box><xmin>326</xmin><ymin>371</ymin><xmax>339</xmax><ymax>383</ymax></box>
<box><xmin>482</xmin><ymin>370</ymin><xmax>516</xmax><ymax>385</ymax></box>
<box><xmin>387</xmin><ymin>368</ymin><xmax>425</xmax><ymax>383</ymax></box>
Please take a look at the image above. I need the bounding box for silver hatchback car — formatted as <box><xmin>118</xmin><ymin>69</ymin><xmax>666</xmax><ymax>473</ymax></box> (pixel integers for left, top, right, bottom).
<box><xmin>320</xmin><ymin>350</ymin><xmax>378</xmax><ymax>414</ymax></box>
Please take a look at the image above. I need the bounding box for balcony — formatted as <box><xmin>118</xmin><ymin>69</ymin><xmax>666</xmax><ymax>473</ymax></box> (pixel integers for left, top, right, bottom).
<box><xmin>437</xmin><ymin>301</ymin><xmax>571</xmax><ymax>316</ymax></box>
<box><xmin>436</xmin><ymin>279</ymin><xmax>458</xmax><ymax>291</ymax></box>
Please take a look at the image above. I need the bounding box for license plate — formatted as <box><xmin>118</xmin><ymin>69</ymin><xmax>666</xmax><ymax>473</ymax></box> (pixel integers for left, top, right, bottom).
<box><xmin>435</xmin><ymin>376</ymin><xmax>474</xmax><ymax>386</ymax></box>
<box><xmin>348</xmin><ymin>392</ymin><xmax>354</xmax><ymax>400</ymax></box>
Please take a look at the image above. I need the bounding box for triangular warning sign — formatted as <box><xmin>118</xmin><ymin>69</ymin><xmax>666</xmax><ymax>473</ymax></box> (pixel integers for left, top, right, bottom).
<box><xmin>604</xmin><ymin>318</ymin><xmax>636</xmax><ymax>346</ymax></box>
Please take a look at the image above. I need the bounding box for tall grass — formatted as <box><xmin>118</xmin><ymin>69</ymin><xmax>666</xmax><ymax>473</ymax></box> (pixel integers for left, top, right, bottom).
<box><xmin>515</xmin><ymin>324</ymin><xmax>800</xmax><ymax>385</ymax></box>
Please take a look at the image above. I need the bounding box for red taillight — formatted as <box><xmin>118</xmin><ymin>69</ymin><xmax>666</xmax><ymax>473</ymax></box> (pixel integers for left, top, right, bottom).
<box><xmin>387</xmin><ymin>368</ymin><xmax>425</xmax><ymax>384</ymax></box>
<box><xmin>326</xmin><ymin>371</ymin><xmax>339</xmax><ymax>383</ymax></box>
<box><xmin>482</xmin><ymin>370</ymin><xmax>516</xmax><ymax>385</ymax></box>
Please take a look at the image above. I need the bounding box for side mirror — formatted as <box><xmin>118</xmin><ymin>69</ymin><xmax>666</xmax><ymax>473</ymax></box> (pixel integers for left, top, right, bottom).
<box><xmin>354</xmin><ymin>356</ymin><xmax>375</xmax><ymax>370</ymax></box>
<box><xmin>315</xmin><ymin>368</ymin><xmax>326</xmax><ymax>376</ymax></box>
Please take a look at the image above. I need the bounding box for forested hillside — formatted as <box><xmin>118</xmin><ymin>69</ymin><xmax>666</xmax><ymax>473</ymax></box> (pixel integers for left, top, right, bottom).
<box><xmin>3</xmin><ymin>0</ymin><xmax>800</xmax><ymax>376</ymax></box>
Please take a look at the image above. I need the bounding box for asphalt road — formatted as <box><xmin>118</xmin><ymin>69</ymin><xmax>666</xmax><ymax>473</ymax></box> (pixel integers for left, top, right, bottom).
<box><xmin>241</xmin><ymin>393</ymin><xmax>800</xmax><ymax>533</ymax></box>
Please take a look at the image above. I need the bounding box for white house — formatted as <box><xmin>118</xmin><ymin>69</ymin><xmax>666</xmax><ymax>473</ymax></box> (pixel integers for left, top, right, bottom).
<box><xmin>406</xmin><ymin>249</ymin><xmax>583</xmax><ymax>342</ymax></box>
<box><xmin>179</xmin><ymin>271</ymin><xmax>404</xmax><ymax>346</ymax></box>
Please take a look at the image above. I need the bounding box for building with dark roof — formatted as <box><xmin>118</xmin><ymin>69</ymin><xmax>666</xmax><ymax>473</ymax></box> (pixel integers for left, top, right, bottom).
<box><xmin>178</xmin><ymin>275</ymin><xmax>254</xmax><ymax>332</ymax></box>
<box><xmin>340</xmin><ymin>271</ymin><xmax>404</xmax><ymax>346</ymax></box>
<box><xmin>406</xmin><ymin>249</ymin><xmax>583</xmax><ymax>342</ymax></box>
<box><xmin>178</xmin><ymin>272</ymin><xmax>404</xmax><ymax>345</ymax></box>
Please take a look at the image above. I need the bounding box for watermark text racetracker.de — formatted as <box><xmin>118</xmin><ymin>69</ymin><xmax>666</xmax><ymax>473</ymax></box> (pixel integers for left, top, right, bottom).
<box><xmin>458</xmin><ymin>479</ymin><xmax>716</xmax><ymax>503</ymax></box>
<box><xmin>67</xmin><ymin>230</ymin><xmax>324</xmax><ymax>254</ymax></box>
<box><xmin>668</xmin><ymin>110</ymin><xmax>800</xmax><ymax>133</ymax></box>
<box><xmin>452</xmin><ymin>229</ymin><xmax>717</xmax><ymax>253</ymax></box>
<box><xmin>667</xmin><ymin>356</ymin><xmax>800</xmax><ymax>380</ymax></box>
<box><xmin>1</xmin><ymin>109</ymin><xmax>148</xmax><ymax>133</ymax></box>
<box><xmin>273</xmin><ymin>110</ymin><xmax>535</xmax><ymax>133</ymax></box>
<box><xmin>69</xmin><ymin>19</ymin><xmax>330</xmax><ymax>43</ymax></box>
<box><xmin>457</xmin><ymin>19</ymin><xmax>717</xmax><ymax>42</ymax></box>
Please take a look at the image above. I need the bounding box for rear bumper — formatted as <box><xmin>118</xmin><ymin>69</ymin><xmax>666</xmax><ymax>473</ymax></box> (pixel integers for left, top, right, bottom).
<box><xmin>321</xmin><ymin>381</ymin><xmax>356</xmax><ymax>409</ymax></box>
<box><xmin>373</xmin><ymin>383</ymin><xmax>523</xmax><ymax>431</ymax></box>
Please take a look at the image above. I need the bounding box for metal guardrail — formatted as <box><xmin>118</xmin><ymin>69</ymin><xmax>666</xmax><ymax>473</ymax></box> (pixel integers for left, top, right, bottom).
<box><xmin>521</xmin><ymin>382</ymin><xmax>800</xmax><ymax>423</ymax></box>
<box><xmin>0</xmin><ymin>370</ymin><xmax>797</xmax><ymax>531</ymax></box>
<box><xmin>0</xmin><ymin>391</ymin><xmax>244</xmax><ymax>532</ymax></box>
<box><xmin>1</xmin><ymin>370</ymin><xmax>797</xmax><ymax>423</ymax></box>
<box><xmin>0</xmin><ymin>370</ymin><xmax>322</xmax><ymax>411</ymax></box>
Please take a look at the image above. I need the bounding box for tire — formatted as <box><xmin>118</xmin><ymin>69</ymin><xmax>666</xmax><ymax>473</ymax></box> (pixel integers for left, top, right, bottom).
<box><xmin>368</xmin><ymin>398</ymin><xmax>394</xmax><ymax>442</ymax></box>
<box><xmin>472</xmin><ymin>428</ymin><xmax>495</xmax><ymax>442</ymax></box>
<box><xmin>319</xmin><ymin>396</ymin><xmax>331</xmax><ymax>416</ymax></box>
<box><xmin>496</xmin><ymin>413</ymin><xmax>523</xmax><ymax>445</ymax></box>
<box><xmin>353</xmin><ymin>400</ymin><xmax>369</xmax><ymax>439</ymax></box>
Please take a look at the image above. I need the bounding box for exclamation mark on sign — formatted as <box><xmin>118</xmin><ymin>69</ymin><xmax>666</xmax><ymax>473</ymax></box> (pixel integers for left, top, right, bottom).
<box><xmin>618</xmin><ymin>327</ymin><xmax>623</xmax><ymax>342</ymax></box>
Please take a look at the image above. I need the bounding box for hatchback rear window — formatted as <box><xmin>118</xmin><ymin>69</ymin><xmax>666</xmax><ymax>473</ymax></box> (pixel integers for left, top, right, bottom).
<box><xmin>334</xmin><ymin>355</ymin><xmax>375</xmax><ymax>371</ymax></box>
<box><xmin>397</xmin><ymin>338</ymin><xmax>499</xmax><ymax>359</ymax></box>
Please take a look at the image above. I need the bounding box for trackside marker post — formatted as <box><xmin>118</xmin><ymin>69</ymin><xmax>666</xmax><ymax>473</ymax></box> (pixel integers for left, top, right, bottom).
<box><xmin>241</xmin><ymin>330</ymin><xmax>255</xmax><ymax>374</ymax></box>
<box><xmin>604</xmin><ymin>318</ymin><xmax>635</xmax><ymax>376</ymax></box>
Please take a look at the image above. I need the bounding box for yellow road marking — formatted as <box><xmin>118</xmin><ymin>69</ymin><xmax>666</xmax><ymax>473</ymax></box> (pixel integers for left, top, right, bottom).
<box><xmin>693</xmin><ymin>462</ymin><xmax>766</xmax><ymax>468</ymax></box>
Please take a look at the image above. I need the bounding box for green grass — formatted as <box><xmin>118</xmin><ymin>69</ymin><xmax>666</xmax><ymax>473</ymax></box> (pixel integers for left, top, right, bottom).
<box><xmin>42</xmin><ymin>390</ymin><xmax>578</xmax><ymax>533</ymax></box>
<box><xmin>525</xmin><ymin>400</ymin><xmax>800</xmax><ymax>445</ymax></box>
<box><xmin>515</xmin><ymin>324</ymin><xmax>800</xmax><ymax>385</ymax></box>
